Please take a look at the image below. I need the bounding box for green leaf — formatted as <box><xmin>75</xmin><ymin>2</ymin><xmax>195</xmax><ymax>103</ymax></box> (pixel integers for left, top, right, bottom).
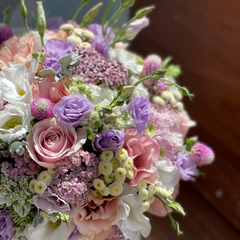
<box><xmin>3</xmin><ymin>6</ymin><xmax>12</xmax><ymax>25</ymax></box>
<box><xmin>166</xmin><ymin>64</ymin><xmax>182</xmax><ymax>78</ymax></box>
<box><xmin>162</xmin><ymin>56</ymin><xmax>172</xmax><ymax>69</ymax></box>
<box><xmin>185</xmin><ymin>138</ymin><xmax>196</xmax><ymax>152</ymax></box>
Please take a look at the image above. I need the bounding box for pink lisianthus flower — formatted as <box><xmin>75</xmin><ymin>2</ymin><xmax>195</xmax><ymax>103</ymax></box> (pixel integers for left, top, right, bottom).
<box><xmin>147</xmin><ymin>184</ymin><xmax>179</xmax><ymax>217</ymax></box>
<box><xmin>31</xmin><ymin>74</ymin><xmax>70</xmax><ymax>104</ymax></box>
<box><xmin>0</xmin><ymin>33</ymin><xmax>36</xmax><ymax>70</ymax></box>
<box><xmin>26</xmin><ymin>118</ymin><xmax>87</xmax><ymax>168</ymax></box>
<box><xmin>123</xmin><ymin>129</ymin><xmax>160</xmax><ymax>186</ymax></box>
<box><xmin>73</xmin><ymin>191</ymin><xmax>118</xmax><ymax>240</ymax></box>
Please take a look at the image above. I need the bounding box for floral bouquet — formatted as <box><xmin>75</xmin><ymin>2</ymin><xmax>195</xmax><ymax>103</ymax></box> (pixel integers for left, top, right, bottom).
<box><xmin>0</xmin><ymin>1</ymin><xmax>215</xmax><ymax>240</ymax></box>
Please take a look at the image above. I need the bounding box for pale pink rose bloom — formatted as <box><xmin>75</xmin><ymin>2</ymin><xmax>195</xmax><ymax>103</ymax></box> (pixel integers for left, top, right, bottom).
<box><xmin>31</xmin><ymin>74</ymin><xmax>70</xmax><ymax>104</ymax></box>
<box><xmin>147</xmin><ymin>184</ymin><xmax>179</xmax><ymax>217</ymax></box>
<box><xmin>175</xmin><ymin>110</ymin><xmax>196</xmax><ymax>138</ymax></box>
<box><xmin>123</xmin><ymin>129</ymin><xmax>160</xmax><ymax>186</ymax></box>
<box><xmin>73</xmin><ymin>192</ymin><xmax>118</xmax><ymax>240</ymax></box>
<box><xmin>0</xmin><ymin>34</ymin><xmax>36</xmax><ymax>70</ymax></box>
<box><xmin>26</xmin><ymin>118</ymin><xmax>87</xmax><ymax>168</ymax></box>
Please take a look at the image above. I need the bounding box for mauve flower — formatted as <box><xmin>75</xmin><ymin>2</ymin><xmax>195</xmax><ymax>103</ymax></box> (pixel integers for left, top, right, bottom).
<box><xmin>125</xmin><ymin>96</ymin><xmax>150</xmax><ymax>135</ymax></box>
<box><xmin>26</xmin><ymin>118</ymin><xmax>87</xmax><ymax>168</ymax></box>
<box><xmin>68</xmin><ymin>227</ymin><xmax>83</xmax><ymax>240</ymax></box>
<box><xmin>47</xmin><ymin>16</ymin><xmax>64</xmax><ymax>30</ymax></box>
<box><xmin>43</xmin><ymin>57</ymin><xmax>61</xmax><ymax>75</ymax></box>
<box><xmin>174</xmin><ymin>151</ymin><xmax>199</xmax><ymax>181</ymax></box>
<box><xmin>0</xmin><ymin>23</ymin><xmax>13</xmax><ymax>45</ymax></box>
<box><xmin>91</xmin><ymin>35</ymin><xmax>110</xmax><ymax>58</ymax></box>
<box><xmin>0</xmin><ymin>210</ymin><xmax>16</xmax><ymax>240</ymax></box>
<box><xmin>30</xmin><ymin>188</ymin><xmax>76</xmax><ymax>218</ymax></box>
<box><xmin>92</xmin><ymin>130</ymin><xmax>125</xmax><ymax>153</ymax></box>
<box><xmin>123</xmin><ymin>129</ymin><xmax>159</xmax><ymax>186</ymax></box>
<box><xmin>54</xmin><ymin>93</ymin><xmax>94</xmax><ymax>128</ymax></box>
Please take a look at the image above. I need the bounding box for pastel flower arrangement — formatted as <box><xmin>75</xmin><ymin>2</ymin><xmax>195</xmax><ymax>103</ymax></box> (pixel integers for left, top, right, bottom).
<box><xmin>0</xmin><ymin>1</ymin><xmax>215</xmax><ymax>240</ymax></box>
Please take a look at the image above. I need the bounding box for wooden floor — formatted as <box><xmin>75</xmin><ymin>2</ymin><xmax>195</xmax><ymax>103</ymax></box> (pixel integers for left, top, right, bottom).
<box><xmin>144</xmin><ymin>182</ymin><xmax>240</xmax><ymax>240</ymax></box>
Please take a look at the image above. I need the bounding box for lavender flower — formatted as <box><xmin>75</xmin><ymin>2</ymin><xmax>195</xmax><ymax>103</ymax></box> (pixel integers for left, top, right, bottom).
<box><xmin>47</xmin><ymin>16</ymin><xmax>64</xmax><ymax>30</ymax></box>
<box><xmin>68</xmin><ymin>227</ymin><xmax>83</xmax><ymax>240</ymax></box>
<box><xmin>92</xmin><ymin>129</ymin><xmax>125</xmax><ymax>153</ymax></box>
<box><xmin>0</xmin><ymin>23</ymin><xmax>13</xmax><ymax>45</ymax></box>
<box><xmin>31</xmin><ymin>97</ymin><xmax>54</xmax><ymax>120</ymax></box>
<box><xmin>125</xmin><ymin>96</ymin><xmax>150</xmax><ymax>134</ymax></box>
<box><xmin>174</xmin><ymin>151</ymin><xmax>199</xmax><ymax>181</ymax></box>
<box><xmin>43</xmin><ymin>57</ymin><xmax>61</xmax><ymax>75</ymax></box>
<box><xmin>0</xmin><ymin>210</ymin><xmax>15</xmax><ymax>240</ymax></box>
<box><xmin>54</xmin><ymin>93</ymin><xmax>94</xmax><ymax>128</ymax></box>
<box><xmin>70</xmin><ymin>45</ymin><xmax>128</xmax><ymax>89</ymax></box>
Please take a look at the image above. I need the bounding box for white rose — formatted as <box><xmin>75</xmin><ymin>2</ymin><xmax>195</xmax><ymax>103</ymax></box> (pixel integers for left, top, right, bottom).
<box><xmin>0</xmin><ymin>102</ymin><xmax>32</xmax><ymax>143</ymax></box>
<box><xmin>113</xmin><ymin>183</ymin><xmax>151</xmax><ymax>239</ymax></box>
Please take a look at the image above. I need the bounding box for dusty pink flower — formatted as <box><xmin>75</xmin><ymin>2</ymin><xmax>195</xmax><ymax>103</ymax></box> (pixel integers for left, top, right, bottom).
<box><xmin>0</xmin><ymin>33</ymin><xmax>36</xmax><ymax>70</ymax></box>
<box><xmin>45</xmin><ymin>29</ymin><xmax>68</xmax><ymax>40</ymax></box>
<box><xmin>123</xmin><ymin>129</ymin><xmax>159</xmax><ymax>186</ymax></box>
<box><xmin>26</xmin><ymin>118</ymin><xmax>87</xmax><ymax>168</ymax></box>
<box><xmin>73</xmin><ymin>192</ymin><xmax>118</xmax><ymax>240</ymax></box>
<box><xmin>31</xmin><ymin>74</ymin><xmax>70</xmax><ymax>104</ymax></box>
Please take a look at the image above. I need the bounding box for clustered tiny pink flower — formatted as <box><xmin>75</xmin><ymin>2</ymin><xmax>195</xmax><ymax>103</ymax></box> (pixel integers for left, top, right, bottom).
<box><xmin>51</xmin><ymin>150</ymin><xmax>99</xmax><ymax>205</ymax></box>
<box><xmin>71</xmin><ymin>45</ymin><xmax>128</xmax><ymax>89</ymax></box>
<box><xmin>190</xmin><ymin>142</ymin><xmax>215</xmax><ymax>165</ymax></box>
<box><xmin>31</xmin><ymin>97</ymin><xmax>54</xmax><ymax>120</ymax></box>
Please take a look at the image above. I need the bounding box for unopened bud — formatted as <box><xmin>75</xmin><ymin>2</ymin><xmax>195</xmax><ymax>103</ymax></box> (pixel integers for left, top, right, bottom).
<box><xmin>155</xmin><ymin>186</ymin><xmax>172</xmax><ymax>199</ymax></box>
<box><xmin>81</xmin><ymin>2</ymin><xmax>103</xmax><ymax>27</ymax></box>
<box><xmin>82</xmin><ymin>0</ymin><xmax>90</xmax><ymax>4</ymax></box>
<box><xmin>121</xmin><ymin>85</ymin><xmax>135</xmax><ymax>98</ymax></box>
<box><xmin>171</xmin><ymin>202</ymin><xmax>185</xmax><ymax>216</ymax></box>
<box><xmin>151</xmin><ymin>70</ymin><xmax>166</xmax><ymax>80</ymax></box>
<box><xmin>36</xmin><ymin>1</ymin><xmax>46</xmax><ymax>38</ymax></box>
<box><xmin>60</xmin><ymin>24</ymin><xmax>74</xmax><ymax>34</ymax></box>
<box><xmin>152</xmin><ymin>95</ymin><xmax>165</xmax><ymax>105</ymax></box>
<box><xmin>121</xmin><ymin>0</ymin><xmax>135</xmax><ymax>8</ymax></box>
<box><xmin>135</xmin><ymin>6</ymin><xmax>155</xmax><ymax>19</ymax></box>
<box><xmin>21</xmin><ymin>0</ymin><xmax>27</xmax><ymax>18</ymax></box>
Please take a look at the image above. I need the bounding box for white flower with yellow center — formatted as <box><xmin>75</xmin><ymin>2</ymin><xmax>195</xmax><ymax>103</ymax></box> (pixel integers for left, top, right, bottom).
<box><xmin>100</xmin><ymin>150</ymin><xmax>113</xmax><ymax>161</ymax></box>
<box><xmin>98</xmin><ymin>161</ymin><xmax>113</xmax><ymax>176</ymax></box>
<box><xmin>29</xmin><ymin>179</ymin><xmax>37</xmax><ymax>193</ymax></box>
<box><xmin>142</xmin><ymin>201</ymin><xmax>150</xmax><ymax>212</ymax></box>
<box><xmin>93</xmin><ymin>179</ymin><xmax>105</xmax><ymax>191</ymax></box>
<box><xmin>114</xmin><ymin>168</ymin><xmax>126</xmax><ymax>184</ymax></box>
<box><xmin>47</xmin><ymin>168</ymin><xmax>57</xmax><ymax>175</ymax></box>
<box><xmin>148</xmin><ymin>184</ymin><xmax>157</xmax><ymax>195</ymax></box>
<box><xmin>126</xmin><ymin>169</ymin><xmax>134</xmax><ymax>179</ymax></box>
<box><xmin>0</xmin><ymin>102</ymin><xmax>31</xmax><ymax>143</ymax></box>
<box><xmin>37</xmin><ymin>171</ymin><xmax>52</xmax><ymax>186</ymax></box>
<box><xmin>34</xmin><ymin>181</ymin><xmax>47</xmax><ymax>194</ymax></box>
<box><xmin>104</xmin><ymin>172</ymin><xmax>114</xmax><ymax>184</ymax></box>
<box><xmin>99</xmin><ymin>186</ymin><xmax>110</xmax><ymax>196</ymax></box>
<box><xmin>137</xmin><ymin>180</ymin><xmax>147</xmax><ymax>190</ymax></box>
<box><xmin>121</xmin><ymin>157</ymin><xmax>133</xmax><ymax>171</ymax></box>
<box><xmin>138</xmin><ymin>189</ymin><xmax>149</xmax><ymax>201</ymax></box>
<box><xmin>110</xmin><ymin>157</ymin><xmax>121</xmax><ymax>170</ymax></box>
<box><xmin>148</xmin><ymin>195</ymin><xmax>155</xmax><ymax>204</ymax></box>
<box><xmin>109</xmin><ymin>181</ymin><xmax>123</xmax><ymax>196</ymax></box>
<box><xmin>115</xmin><ymin>148</ymin><xmax>128</xmax><ymax>161</ymax></box>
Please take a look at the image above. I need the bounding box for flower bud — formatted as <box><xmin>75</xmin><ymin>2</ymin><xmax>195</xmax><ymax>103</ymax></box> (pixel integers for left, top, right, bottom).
<box><xmin>21</xmin><ymin>0</ymin><xmax>27</xmax><ymax>18</ymax></box>
<box><xmin>135</xmin><ymin>6</ymin><xmax>155</xmax><ymax>19</ymax></box>
<box><xmin>81</xmin><ymin>3</ymin><xmax>103</xmax><ymax>27</ymax></box>
<box><xmin>152</xmin><ymin>96</ymin><xmax>165</xmax><ymax>106</ymax></box>
<box><xmin>143</xmin><ymin>55</ymin><xmax>162</xmax><ymax>77</ymax></box>
<box><xmin>121</xmin><ymin>0</ymin><xmax>135</xmax><ymax>8</ymax></box>
<box><xmin>121</xmin><ymin>85</ymin><xmax>135</xmax><ymax>98</ymax></box>
<box><xmin>155</xmin><ymin>186</ymin><xmax>172</xmax><ymax>199</ymax></box>
<box><xmin>171</xmin><ymin>202</ymin><xmax>185</xmax><ymax>216</ymax></box>
<box><xmin>82</xmin><ymin>0</ymin><xmax>90</xmax><ymax>4</ymax></box>
<box><xmin>36</xmin><ymin>1</ymin><xmax>46</xmax><ymax>39</ymax></box>
<box><xmin>151</xmin><ymin>70</ymin><xmax>166</xmax><ymax>80</ymax></box>
<box><xmin>60</xmin><ymin>24</ymin><xmax>74</xmax><ymax>34</ymax></box>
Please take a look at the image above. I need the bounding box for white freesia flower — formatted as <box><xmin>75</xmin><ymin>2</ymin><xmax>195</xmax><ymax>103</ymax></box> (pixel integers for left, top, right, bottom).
<box><xmin>113</xmin><ymin>183</ymin><xmax>151</xmax><ymax>240</ymax></box>
<box><xmin>0</xmin><ymin>102</ymin><xmax>32</xmax><ymax>143</ymax></box>
<box><xmin>108</xmin><ymin>48</ymin><xmax>143</xmax><ymax>75</ymax></box>
<box><xmin>0</xmin><ymin>63</ymin><xmax>33</xmax><ymax>104</ymax></box>
<box><xmin>24</xmin><ymin>215</ymin><xmax>75</xmax><ymax>240</ymax></box>
<box><xmin>157</xmin><ymin>160</ymin><xmax>180</xmax><ymax>194</ymax></box>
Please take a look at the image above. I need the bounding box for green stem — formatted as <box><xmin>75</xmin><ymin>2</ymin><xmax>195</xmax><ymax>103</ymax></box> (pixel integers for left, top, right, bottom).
<box><xmin>133</xmin><ymin>75</ymin><xmax>152</xmax><ymax>87</ymax></box>
<box><xmin>41</xmin><ymin>36</ymin><xmax>44</xmax><ymax>47</ymax></box>
<box><xmin>72</xmin><ymin>3</ymin><xmax>85</xmax><ymax>24</ymax></box>
<box><xmin>24</xmin><ymin>17</ymin><xmax>29</xmax><ymax>33</ymax></box>
<box><xmin>102</xmin><ymin>1</ymin><xmax>115</xmax><ymax>36</ymax></box>
<box><xmin>157</xmin><ymin>196</ymin><xmax>175</xmax><ymax>222</ymax></box>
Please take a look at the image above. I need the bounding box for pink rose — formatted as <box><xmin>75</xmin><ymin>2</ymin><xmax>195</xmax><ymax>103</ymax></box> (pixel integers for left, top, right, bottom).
<box><xmin>73</xmin><ymin>192</ymin><xmax>118</xmax><ymax>240</ymax></box>
<box><xmin>147</xmin><ymin>184</ymin><xmax>179</xmax><ymax>217</ymax></box>
<box><xmin>31</xmin><ymin>74</ymin><xmax>70</xmax><ymax>104</ymax></box>
<box><xmin>123</xmin><ymin>129</ymin><xmax>160</xmax><ymax>186</ymax></box>
<box><xmin>0</xmin><ymin>34</ymin><xmax>36</xmax><ymax>70</ymax></box>
<box><xmin>26</xmin><ymin>118</ymin><xmax>87</xmax><ymax>168</ymax></box>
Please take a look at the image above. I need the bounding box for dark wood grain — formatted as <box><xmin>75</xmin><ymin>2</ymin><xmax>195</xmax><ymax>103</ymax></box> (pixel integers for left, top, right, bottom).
<box><xmin>130</xmin><ymin>0</ymin><xmax>240</xmax><ymax>231</ymax></box>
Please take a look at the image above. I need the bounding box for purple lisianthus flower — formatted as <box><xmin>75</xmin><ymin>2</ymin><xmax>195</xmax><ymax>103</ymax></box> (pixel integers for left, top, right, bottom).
<box><xmin>0</xmin><ymin>23</ymin><xmax>13</xmax><ymax>45</ymax></box>
<box><xmin>68</xmin><ymin>227</ymin><xmax>83</xmax><ymax>240</ymax></box>
<box><xmin>54</xmin><ymin>93</ymin><xmax>94</xmax><ymax>128</ymax></box>
<box><xmin>92</xmin><ymin>129</ymin><xmax>125</xmax><ymax>152</ymax></box>
<box><xmin>0</xmin><ymin>210</ymin><xmax>16</xmax><ymax>240</ymax></box>
<box><xmin>174</xmin><ymin>151</ymin><xmax>199</xmax><ymax>181</ymax></box>
<box><xmin>47</xmin><ymin>16</ymin><xmax>64</xmax><ymax>30</ymax></box>
<box><xmin>43</xmin><ymin>57</ymin><xmax>61</xmax><ymax>75</ymax></box>
<box><xmin>125</xmin><ymin>96</ymin><xmax>150</xmax><ymax>135</ymax></box>
<box><xmin>29</xmin><ymin>188</ymin><xmax>76</xmax><ymax>218</ymax></box>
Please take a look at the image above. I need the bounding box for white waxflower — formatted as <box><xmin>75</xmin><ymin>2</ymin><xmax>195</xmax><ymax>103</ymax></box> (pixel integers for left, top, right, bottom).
<box><xmin>104</xmin><ymin>172</ymin><xmax>115</xmax><ymax>184</ymax></box>
<box><xmin>142</xmin><ymin>201</ymin><xmax>150</xmax><ymax>212</ymax></box>
<box><xmin>138</xmin><ymin>189</ymin><xmax>149</xmax><ymax>201</ymax></box>
<box><xmin>152</xmin><ymin>95</ymin><xmax>165</xmax><ymax>105</ymax></box>
<box><xmin>37</xmin><ymin>171</ymin><xmax>52</xmax><ymax>186</ymax></box>
<box><xmin>101</xmin><ymin>150</ymin><xmax>113</xmax><ymax>161</ymax></box>
<box><xmin>114</xmin><ymin>168</ymin><xmax>127</xmax><ymax>184</ymax></box>
<box><xmin>137</xmin><ymin>180</ymin><xmax>147</xmax><ymax>190</ymax></box>
<box><xmin>148</xmin><ymin>184</ymin><xmax>157</xmax><ymax>195</ymax></box>
<box><xmin>47</xmin><ymin>168</ymin><xmax>57</xmax><ymax>175</ymax></box>
<box><xmin>176</xmin><ymin>102</ymin><xmax>184</xmax><ymax>111</ymax></box>
<box><xmin>173</xmin><ymin>90</ymin><xmax>182</xmax><ymax>100</ymax></box>
<box><xmin>121</xmin><ymin>157</ymin><xmax>133</xmax><ymax>171</ymax></box>
<box><xmin>99</xmin><ymin>186</ymin><xmax>110</xmax><ymax>196</ymax></box>
<box><xmin>98</xmin><ymin>161</ymin><xmax>113</xmax><ymax>176</ymax></box>
<box><xmin>0</xmin><ymin>102</ymin><xmax>32</xmax><ymax>143</ymax></box>
<box><xmin>109</xmin><ymin>181</ymin><xmax>123</xmax><ymax>196</ymax></box>
<box><xmin>161</xmin><ymin>91</ymin><xmax>173</xmax><ymax>100</ymax></box>
<box><xmin>34</xmin><ymin>181</ymin><xmax>47</xmax><ymax>194</ymax></box>
<box><xmin>148</xmin><ymin>195</ymin><xmax>155</xmax><ymax>204</ymax></box>
<box><xmin>29</xmin><ymin>179</ymin><xmax>37</xmax><ymax>193</ymax></box>
<box><xmin>115</xmin><ymin>148</ymin><xmax>128</xmax><ymax>161</ymax></box>
<box><xmin>126</xmin><ymin>169</ymin><xmax>134</xmax><ymax>179</ymax></box>
<box><xmin>0</xmin><ymin>63</ymin><xmax>33</xmax><ymax>104</ymax></box>
<box><xmin>93</xmin><ymin>179</ymin><xmax>105</xmax><ymax>191</ymax></box>
<box><xmin>110</xmin><ymin>157</ymin><xmax>121</xmax><ymax>170</ymax></box>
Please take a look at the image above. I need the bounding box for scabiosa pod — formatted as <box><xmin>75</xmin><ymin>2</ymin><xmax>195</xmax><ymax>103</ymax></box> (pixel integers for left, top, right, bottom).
<box><xmin>31</xmin><ymin>97</ymin><xmax>54</xmax><ymax>120</ymax></box>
